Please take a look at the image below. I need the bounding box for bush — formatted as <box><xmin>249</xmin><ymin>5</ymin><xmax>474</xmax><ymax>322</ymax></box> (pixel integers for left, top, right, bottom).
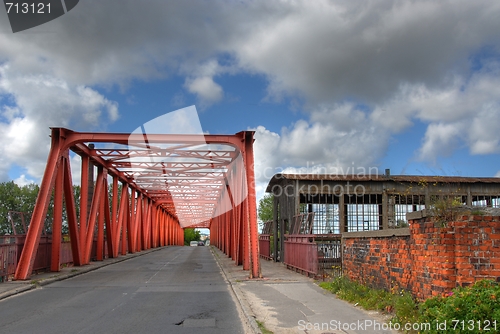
<box><xmin>417</xmin><ymin>280</ymin><xmax>500</xmax><ymax>333</ymax></box>
<box><xmin>390</xmin><ymin>293</ymin><xmax>419</xmax><ymax>332</ymax></box>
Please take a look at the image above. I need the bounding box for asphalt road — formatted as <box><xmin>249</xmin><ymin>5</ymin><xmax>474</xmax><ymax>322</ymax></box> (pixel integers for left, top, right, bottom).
<box><xmin>0</xmin><ymin>246</ymin><xmax>245</xmax><ymax>334</ymax></box>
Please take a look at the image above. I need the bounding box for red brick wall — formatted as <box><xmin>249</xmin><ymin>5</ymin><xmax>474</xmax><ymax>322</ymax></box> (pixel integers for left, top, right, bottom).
<box><xmin>343</xmin><ymin>215</ymin><xmax>500</xmax><ymax>300</ymax></box>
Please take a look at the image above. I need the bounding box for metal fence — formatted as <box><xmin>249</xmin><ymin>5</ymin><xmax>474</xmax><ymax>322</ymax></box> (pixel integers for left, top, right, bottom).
<box><xmin>259</xmin><ymin>234</ymin><xmax>272</xmax><ymax>260</ymax></box>
<box><xmin>0</xmin><ymin>235</ymin><xmax>84</xmax><ymax>282</ymax></box>
<box><xmin>259</xmin><ymin>221</ymin><xmax>273</xmax><ymax>260</ymax></box>
<box><xmin>282</xmin><ymin>213</ymin><xmax>343</xmax><ymax>278</ymax></box>
<box><xmin>0</xmin><ymin>237</ymin><xmax>18</xmax><ymax>282</ymax></box>
<box><xmin>316</xmin><ymin>236</ymin><xmax>342</xmax><ymax>278</ymax></box>
<box><xmin>284</xmin><ymin>235</ymin><xmax>319</xmax><ymax>276</ymax></box>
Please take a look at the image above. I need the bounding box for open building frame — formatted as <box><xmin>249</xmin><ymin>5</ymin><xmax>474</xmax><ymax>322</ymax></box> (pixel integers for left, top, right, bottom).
<box><xmin>264</xmin><ymin>172</ymin><xmax>500</xmax><ymax>270</ymax></box>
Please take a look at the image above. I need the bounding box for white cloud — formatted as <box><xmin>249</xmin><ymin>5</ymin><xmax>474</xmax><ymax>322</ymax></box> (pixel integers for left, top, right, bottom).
<box><xmin>253</xmin><ymin>62</ymin><xmax>500</xmax><ymax>187</ymax></box>
<box><xmin>1</xmin><ymin>0</ymin><xmax>498</xmax><ymax>102</ymax></box>
<box><xmin>0</xmin><ymin>64</ymin><xmax>119</xmax><ymax>181</ymax></box>
<box><xmin>252</xmin><ymin>103</ymin><xmax>389</xmax><ymax>197</ymax></box>
<box><xmin>185</xmin><ymin>76</ymin><xmax>224</xmax><ymax>106</ymax></box>
<box><xmin>69</xmin><ymin>154</ymin><xmax>82</xmax><ymax>187</ymax></box>
<box><xmin>253</xmin><ymin>126</ymin><xmax>281</xmax><ymax>184</ymax></box>
<box><xmin>418</xmin><ymin>123</ymin><xmax>463</xmax><ymax>163</ymax></box>
<box><xmin>1</xmin><ymin>0</ymin><xmax>500</xmax><ymax>182</ymax></box>
<box><xmin>278</xmin><ymin>104</ymin><xmax>387</xmax><ymax>169</ymax></box>
<box><xmin>235</xmin><ymin>0</ymin><xmax>500</xmax><ymax>103</ymax></box>
<box><xmin>469</xmin><ymin>105</ymin><xmax>500</xmax><ymax>155</ymax></box>
<box><xmin>365</xmin><ymin>59</ymin><xmax>500</xmax><ymax>163</ymax></box>
<box><xmin>13</xmin><ymin>174</ymin><xmax>35</xmax><ymax>187</ymax></box>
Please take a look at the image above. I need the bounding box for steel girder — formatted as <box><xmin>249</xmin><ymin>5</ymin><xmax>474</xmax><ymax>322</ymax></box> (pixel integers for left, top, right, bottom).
<box><xmin>15</xmin><ymin>128</ymin><xmax>261</xmax><ymax>280</ymax></box>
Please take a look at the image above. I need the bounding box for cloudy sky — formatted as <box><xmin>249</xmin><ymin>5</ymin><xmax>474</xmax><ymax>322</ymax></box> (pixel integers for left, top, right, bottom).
<box><xmin>1</xmin><ymin>0</ymin><xmax>500</xmax><ymax>201</ymax></box>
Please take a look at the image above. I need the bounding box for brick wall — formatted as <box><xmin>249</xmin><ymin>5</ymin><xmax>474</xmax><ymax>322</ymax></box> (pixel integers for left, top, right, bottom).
<box><xmin>343</xmin><ymin>214</ymin><xmax>500</xmax><ymax>300</ymax></box>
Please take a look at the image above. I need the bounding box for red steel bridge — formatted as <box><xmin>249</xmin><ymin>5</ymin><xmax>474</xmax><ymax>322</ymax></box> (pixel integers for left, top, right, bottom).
<box><xmin>14</xmin><ymin>128</ymin><xmax>261</xmax><ymax>280</ymax></box>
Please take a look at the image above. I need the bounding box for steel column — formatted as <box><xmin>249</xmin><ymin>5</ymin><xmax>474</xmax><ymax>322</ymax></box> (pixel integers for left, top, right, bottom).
<box><xmin>50</xmin><ymin>154</ymin><xmax>64</xmax><ymax>272</ymax></box>
<box><xmin>63</xmin><ymin>152</ymin><xmax>82</xmax><ymax>266</ymax></box>
<box><xmin>84</xmin><ymin>166</ymin><xmax>105</xmax><ymax>264</ymax></box>
<box><xmin>244</xmin><ymin>132</ymin><xmax>261</xmax><ymax>278</ymax></box>
<box><xmin>96</xmin><ymin>183</ymin><xmax>105</xmax><ymax>261</ymax></box>
<box><xmin>15</xmin><ymin>130</ymin><xmax>62</xmax><ymax>280</ymax></box>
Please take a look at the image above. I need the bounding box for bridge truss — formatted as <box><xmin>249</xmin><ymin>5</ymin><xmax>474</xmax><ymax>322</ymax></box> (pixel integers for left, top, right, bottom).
<box><xmin>15</xmin><ymin>128</ymin><xmax>261</xmax><ymax>279</ymax></box>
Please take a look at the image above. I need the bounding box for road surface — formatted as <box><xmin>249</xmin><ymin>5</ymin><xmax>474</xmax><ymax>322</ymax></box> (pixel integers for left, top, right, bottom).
<box><xmin>0</xmin><ymin>246</ymin><xmax>246</xmax><ymax>333</ymax></box>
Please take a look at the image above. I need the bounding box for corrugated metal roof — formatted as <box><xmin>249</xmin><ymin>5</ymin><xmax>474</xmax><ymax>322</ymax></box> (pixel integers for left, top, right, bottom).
<box><xmin>265</xmin><ymin>173</ymin><xmax>500</xmax><ymax>192</ymax></box>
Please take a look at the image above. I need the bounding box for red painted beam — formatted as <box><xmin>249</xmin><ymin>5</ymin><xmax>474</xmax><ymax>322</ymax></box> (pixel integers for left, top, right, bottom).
<box><xmin>84</xmin><ymin>167</ymin><xmax>105</xmax><ymax>264</ymax></box>
<box><xmin>63</xmin><ymin>152</ymin><xmax>82</xmax><ymax>266</ymax></box>
<box><xmin>244</xmin><ymin>131</ymin><xmax>261</xmax><ymax>278</ymax></box>
<box><xmin>15</xmin><ymin>130</ymin><xmax>62</xmax><ymax>280</ymax></box>
<box><xmin>51</xmin><ymin>155</ymin><xmax>64</xmax><ymax>272</ymax></box>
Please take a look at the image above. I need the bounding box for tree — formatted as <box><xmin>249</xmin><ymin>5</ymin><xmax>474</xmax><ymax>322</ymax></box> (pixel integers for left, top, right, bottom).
<box><xmin>258</xmin><ymin>193</ymin><xmax>274</xmax><ymax>223</ymax></box>
<box><xmin>0</xmin><ymin>181</ymin><xmax>83</xmax><ymax>235</ymax></box>
<box><xmin>0</xmin><ymin>181</ymin><xmax>40</xmax><ymax>234</ymax></box>
<box><xmin>183</xmin><ymin>228</ymin><xmax>201</xmax><ymax>245</ymax></box>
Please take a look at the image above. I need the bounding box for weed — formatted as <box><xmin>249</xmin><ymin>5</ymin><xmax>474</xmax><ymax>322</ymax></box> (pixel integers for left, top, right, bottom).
<box><xmin>470</xmin><ymin>208</ymin><xmax>485</xmax><ymax>216</ymax></box>
<box><xmin>319</xmin><ymin>276</ymin><xmax>409</xmax><ymax>314</ymax></box>
<box><xmin>256</xmin><ymin>320</ymin><xmax>273</xmax><ymax>334</ymax></box>
<box><xmin>30</xmin><ymin>279</ymin><xmax>41</xmax><ymax>286</ymax></box>
<box><xmin>390</xmin><ymin>293</ymin><xmax>419</xmax><ymax>331</ymax></box>
<box><xmin>430</xmin><ymin>196</ymin><xmax>462</xmax><ymax>227</ymax></box>
<box><xmin>320</xmin><ymin>277</ymin><xmax>500</xmax><ymax>334</ymax></box>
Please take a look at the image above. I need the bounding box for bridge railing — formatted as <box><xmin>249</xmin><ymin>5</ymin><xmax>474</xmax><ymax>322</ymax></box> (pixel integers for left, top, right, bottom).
<box><xmin>259</xmin><ymin>220</ymin><xmax>273</xmax><ymax>260</ymax></box>
<box><xmin>0</xmin><ymin>237</ymin><xmax>18</xmax><ymax>282</ymax></box>
<box><xmin>0</xmin><ymin>235</ymin><xmax>109</xmax><ymax>282</ymax></box>
<box><xmin>259</xmin><ymin>234</ymin><xmax>271</xmax><ymax>260</ymax></box>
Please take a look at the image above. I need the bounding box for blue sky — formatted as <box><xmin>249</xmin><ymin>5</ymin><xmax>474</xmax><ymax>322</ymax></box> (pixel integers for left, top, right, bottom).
<box><xmin>1</xmin><ymin>0</ymin><xmax>500</xmax><ymax>202</ymax></box>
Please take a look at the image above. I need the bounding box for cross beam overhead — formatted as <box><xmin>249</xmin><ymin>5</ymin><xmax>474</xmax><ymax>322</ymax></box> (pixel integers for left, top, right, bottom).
<box><xmin>15</xmin><ymin>128</ymin><xmax>261</xmax><ymax>280</ymax></box>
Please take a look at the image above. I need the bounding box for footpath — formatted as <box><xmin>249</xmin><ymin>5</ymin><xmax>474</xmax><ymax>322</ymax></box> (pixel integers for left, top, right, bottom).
<box><xmin>0</xmin><ymin>247</ymin><xmax>397</xmax><ymax>334</ymax></box>
<box><xmin>211</xmin><ymin>246</ymin><xmax>398</xmax><ymax>334</ymax></box>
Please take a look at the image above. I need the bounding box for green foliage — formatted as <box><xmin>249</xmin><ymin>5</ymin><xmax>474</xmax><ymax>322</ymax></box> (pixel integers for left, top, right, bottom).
<box><xmin>319</xmin><ymin>276</ymin><xmax>409</xmax><ymax>313</ymax></box>
<box><xmin>256</xmin><ymin>320</ymin><xmax>274</xmax><ymax>334</ymax></box>
<box><xmin>0</xmin><ymin>181</ymin><xmax>40</xmax><ymax>234</ymax></box>
<box><xmin>0</xmin><ymin>181</ymin><xmax>83</xmax><ymax>236</ymax></box>
<box><xmin>320</xmin><ymin>277</ymin><xmax>500</xmax><ymax>334</ymax></box>
<box><xmin>183</xmin><ymin>228</ymin><xmax>201</xmax><ymax>245</ymax></box>
<box><xmin>318</xmin><ymin>275</ymin><xmax>350</xmax><ymax>294</ymax></box>
<box><xmin>391</xmin><ymin>292</ymin><xmax>420</xmax><ymax>329</ymax></box>
<box><xmin>396</xmin><ymin>219</ymin><xmax>409</xmax><ymax>228</ymax></box>
<box><xmin>417</xmin><ymin>280</ymin><xmax>500</xmax><ymax>334</ymax></box>
<box><xmin>430</xmin><ymin>196</ymin><xmax>463</xmax><ymax>226</ymax></box>
<box><xmin>258</xmin><ymin>194</ymin><xmax>274</xmax><ymax>224</ymax></box>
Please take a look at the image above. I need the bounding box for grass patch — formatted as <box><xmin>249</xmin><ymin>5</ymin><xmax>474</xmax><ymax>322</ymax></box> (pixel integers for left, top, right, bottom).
<box><xmin>319</xmin><ymin>277</ymin><xmax>500</xmax><ymax>333</ymax></box>
<box><xmin>256</xmin><ymin>320</ymin><xmax>273</xmax><ymax>334</ymax></box>
<box><xmin>29</xmin><ymin>279</ymin><xmax>41</xmax><ymax>286</ymax></box>
<box><xmin>318</xmin><ymin>276</ymin><xmax>414</xmax><ymax>315</ymax></box>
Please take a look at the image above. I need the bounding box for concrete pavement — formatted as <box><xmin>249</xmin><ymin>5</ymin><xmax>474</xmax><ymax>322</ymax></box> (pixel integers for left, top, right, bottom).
<box><xmin>211</xmin><ymin>246</ymin><xmax>397</xmax><ymax>334</ymax></box>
